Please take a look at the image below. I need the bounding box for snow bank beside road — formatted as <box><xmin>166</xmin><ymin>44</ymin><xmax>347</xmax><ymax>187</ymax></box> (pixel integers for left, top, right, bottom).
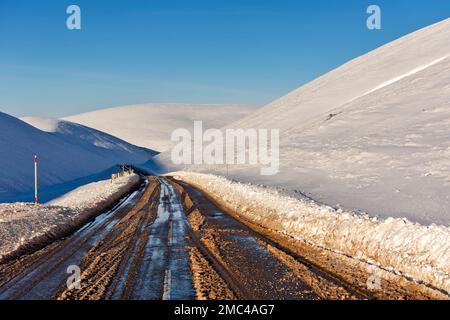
<box><xmin>0</xmin><ymin>204</ymin><xmax>78</xmax><ymax>261</ymax></box>
<box><xmin>0</xmin><ymin>174</ymin><xmax>140</xmax><ymax>262</ymax></box>
<box><xmin>65</xmin><ymin>103</ymin><xmax>260</xmax><ymax>152</ymax></box>
<box><xmin>48</xmin><ymin>173</ymin><xmax>139</xmax><ymax>210</ymax></box>
<box><xmin>174</xmin><ymin>172</ymin><xmax>450</xmax><ymax>294</ymax></box>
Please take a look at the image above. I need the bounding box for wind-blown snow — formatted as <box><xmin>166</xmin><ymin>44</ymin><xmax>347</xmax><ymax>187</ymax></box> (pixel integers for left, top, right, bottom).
<box><xmin>65</xmin><ymin>103</ymin><xmax>260</xmax><ymax>152</ymax></box>
<box><xmin>175</xmin><ymin>172</ymin><xmax>450</xmax><ymax>295</ymax></box>
<box><xmin>20</xmin><ymin>117</ymin><xmax>61</xmax><ymax>133</ymax></box>
<box><xmin>0</xmin><ymin>113</ymin><xmax>155</xmax><ymax>201</ymax></box>
<box><xmin>0</xmin><ymin>174</ymin><xmax>139</xmax><ymax>260</ymax></box>
<box><xmin>165</xmin><ymin>18</ymin><xmax>450</xmax><ymax>225</ymax></box>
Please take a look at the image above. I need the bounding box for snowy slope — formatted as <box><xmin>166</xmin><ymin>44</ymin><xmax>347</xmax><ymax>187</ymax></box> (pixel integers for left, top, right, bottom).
<box><xmin>65</xmin><ymin>103</ymin><xmax>260</xmax><ymax>152</ymax></box>
<box><xmin>230</xmin><ymin>19</ymin><xmax>450</xmax><ymax>132</ymax></box>
<box><xmin>0</xmin><ymin>113</ymin><xmax>155</xmax><ymax>200</ymax></box>
<box><xmin>21</xmin><ymin>116</ymin><xmax>156</xmax><ymax>156</ymax></box>
<box><xmin>172</xmin><ymin>19</ymin><xmax>450</xmax><ymax>225</ymax></box>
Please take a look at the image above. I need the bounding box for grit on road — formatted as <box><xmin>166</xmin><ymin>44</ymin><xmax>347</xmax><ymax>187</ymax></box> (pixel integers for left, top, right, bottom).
<box><xmin>0</xmin><ymin>176</ymin><xmax>443</xmax><ymax>300</ymax></box>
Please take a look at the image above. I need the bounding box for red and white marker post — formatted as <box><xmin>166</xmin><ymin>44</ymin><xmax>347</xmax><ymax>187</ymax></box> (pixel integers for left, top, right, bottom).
<box><xmin>34</xmin><ymin>155</ymin><xmax>38</xmax><ymax>204</ymax></box>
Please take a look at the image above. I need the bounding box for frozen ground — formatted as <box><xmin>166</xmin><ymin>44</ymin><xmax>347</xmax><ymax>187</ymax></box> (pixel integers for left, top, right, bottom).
<box><xmin>65</xmin><ymin>103</ymin><xmax>260</xmax><ymax>152</ymax></box>
<box><xmin>0</xmin><ymin>113</ymin><xmax>155</xmax><ymax>201</ymax></box>
<box><xmin>174</xmin><ymin>172</ymin><xmax>450</xmax><ymax>295</ymax></box>
<box><xmin>0</xmin><ymin>174</ymin><xmax>139</xmax><ymax>260</ymax></box>
<box><xmin>161</xmin><ymin>18</ymin><xmax>450</xmax><ymax>226</ymax></box>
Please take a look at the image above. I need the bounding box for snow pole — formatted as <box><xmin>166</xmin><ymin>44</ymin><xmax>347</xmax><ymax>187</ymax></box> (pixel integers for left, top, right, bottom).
<box><xmin>34</xmin><ymin>155</ymin><xmax>38</xmax><ymax>204</ymax></box>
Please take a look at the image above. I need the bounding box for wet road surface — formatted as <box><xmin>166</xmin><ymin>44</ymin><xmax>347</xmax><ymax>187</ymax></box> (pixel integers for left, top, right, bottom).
<box><xmin>0</xmin><ymin>176</ymin><xmax>374</xmax><ymax>300</ymax></box>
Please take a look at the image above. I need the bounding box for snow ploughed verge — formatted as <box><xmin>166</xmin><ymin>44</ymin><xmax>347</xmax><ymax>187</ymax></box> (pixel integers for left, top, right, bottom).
<box><xmin>0</xmin><ymin>174</ymin><xmax>140</xmax><ymax>262</ymax></box>
<box><xmin>174</xmin><ymin>172</ymin><xmax>450</xmax><ymax>294</ymax></box>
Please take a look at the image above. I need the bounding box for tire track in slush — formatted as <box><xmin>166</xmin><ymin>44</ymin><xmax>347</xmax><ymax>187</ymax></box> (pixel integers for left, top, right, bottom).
<box><xmin>170</xmin><ymin>178</ymin><xmax>368</xmax><ymax>300</ymax></box>
<box><xmin>0</xmin><ymin>177</ymin><xmax>195</xmax><ymax>300</ymax></box>
<box><xmin>132</xmin><ymin>177</ymin><xmax>195</xmax><ymax>300</ymax></box>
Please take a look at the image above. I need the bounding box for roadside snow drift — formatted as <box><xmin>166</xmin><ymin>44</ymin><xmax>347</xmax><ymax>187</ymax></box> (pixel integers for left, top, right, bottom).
<box><xmin>170</xmin><ymin>18</ymin><xmax>450</xmax><ymax>225</ymax></box>
<box><xmin>0</xmin><ymin>174</ymin><xmax>140</xmax><ymax>262</ymax></box>
<box><xmin>174</xmin><ymin>172</ymin><xmax>450</xmax><ymax>295</ymax></box>
<box><xmin>0</xmin><ymin>113</ymin><xmax>155</xmax><ymax>201</ymax></box>
<box><xmin>65</xmin><ymin>103</ymin><xmax>260</xmax><ymax>152</ymax></box>
<box><xmin>48</xmin><ymin>172</ymin><xmax>139</xmax><ymax>210</ymax></box>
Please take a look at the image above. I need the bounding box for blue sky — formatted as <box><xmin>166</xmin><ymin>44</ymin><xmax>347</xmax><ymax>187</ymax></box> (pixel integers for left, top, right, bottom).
<box><xmin>0</xmin><ymin>0</ymin><xmax>448</xmax><ymax>117</ymax></box>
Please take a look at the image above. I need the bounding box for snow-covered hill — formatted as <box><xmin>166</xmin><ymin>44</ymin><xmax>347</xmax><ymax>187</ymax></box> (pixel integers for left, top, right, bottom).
<box><xmin>0</xmin><ymin>113</ymin><xmax>155</xmax><ymax>201</ymax></box>
<box><xmin>230</xmin><ymin>19</ymin><xmax>449</xmax><ymax>132</ymax></box>
<box><xmin>174</xmin><ymin>18</ymin><xmax>450</xmax><ymax>225</ymax></box>
<box><xmin>65</xmin><ymin>103</ymin><xmax>260</xmax><ymax>152</ymax></box>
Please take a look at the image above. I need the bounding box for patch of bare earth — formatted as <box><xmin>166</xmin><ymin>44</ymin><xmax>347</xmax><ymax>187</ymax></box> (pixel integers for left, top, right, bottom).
<box><xmin>169</xmin><ymin>180</ymin><xmax>236</xmax><ymax>299</ymax></box>
<box><xmin>256</xmin><ymin>239</ymin><xmax>355</xmax><ymax>300</ymax></box>
<box><xmin>170</xmin><ymin>178</ymin><xmax>357</xmax><ymax>300</ymax></box>
<box><xmin>189</xmin><ymin>247</ymin><xmax>236</xmax><ymax>300</ymax></box>
<box><xmin>188</xmin><ymin>209</ymin><xmax>205</xmax><ymax>232</ymax></box>
<box><xmin>56</xmin><ymin>178</ymin><xmax>160</xmax><ymax>300</ymax></box>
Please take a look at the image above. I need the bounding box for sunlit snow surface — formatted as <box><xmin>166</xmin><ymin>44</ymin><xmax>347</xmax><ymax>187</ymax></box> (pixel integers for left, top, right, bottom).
<box><xmin>175</xmin><ymin>172</ymin><xmax>450</xmax><ymax>295</ymax></box>
<box><xmin>167</xmin><ymin>19</ymin><xmax>450</xmax><ymax>226</ymax></box>
<box><xmin>65</xmin><ymin>103</ymin><xmax>260</xmax><ymax>152</ymax></box>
